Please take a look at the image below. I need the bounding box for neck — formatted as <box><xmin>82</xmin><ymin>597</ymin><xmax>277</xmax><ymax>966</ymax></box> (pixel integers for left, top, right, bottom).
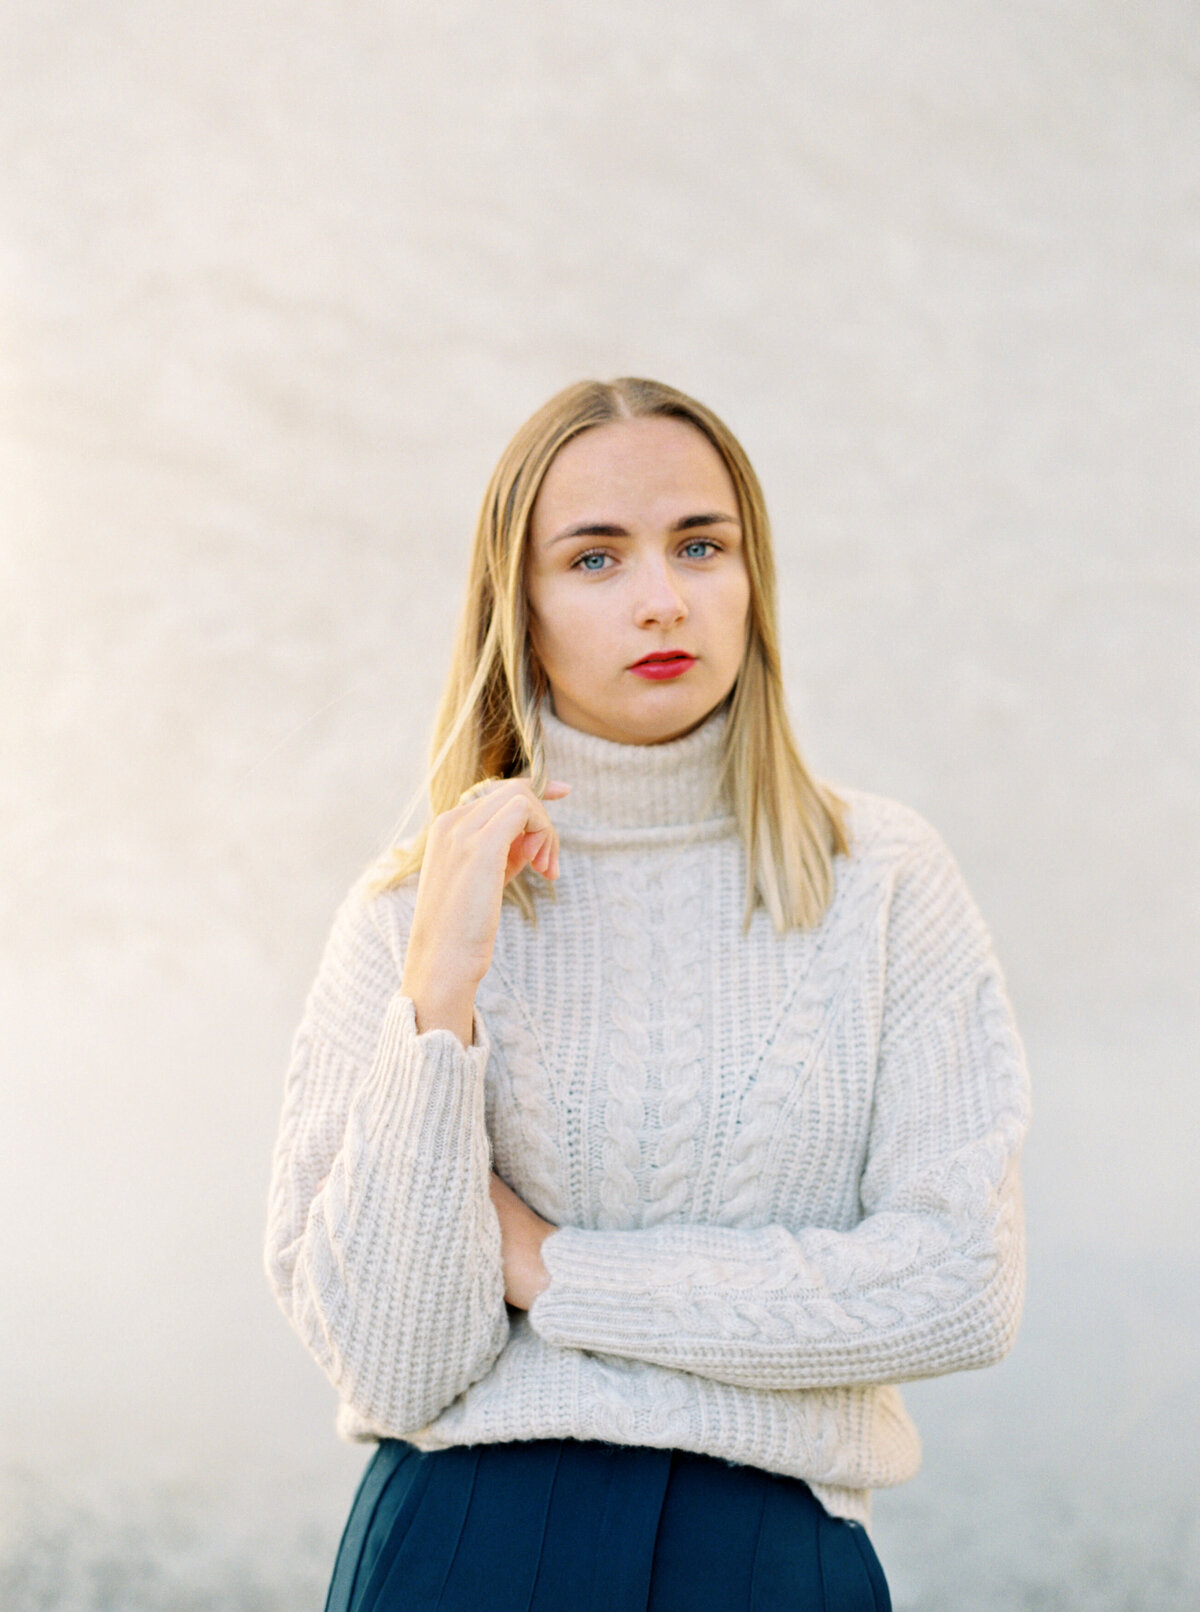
<box><xmin>539</xmin><ymin>700</ymin><xmax>735</xmax><ymax>849</ymax></box>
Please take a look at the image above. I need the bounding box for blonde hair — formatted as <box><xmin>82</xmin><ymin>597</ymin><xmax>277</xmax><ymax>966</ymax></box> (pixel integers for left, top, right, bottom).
<box><xmin>369</xmin><ymin>377</ymin><xmax>848</xmax><ymax>931</ymax></box>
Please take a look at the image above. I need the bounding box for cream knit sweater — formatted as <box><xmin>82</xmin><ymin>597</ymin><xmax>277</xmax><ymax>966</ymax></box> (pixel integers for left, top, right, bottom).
<box><xmin>265</xmin><ymin>705</ymin><xmax>1030</xmax><ymax>1526</ymax></box>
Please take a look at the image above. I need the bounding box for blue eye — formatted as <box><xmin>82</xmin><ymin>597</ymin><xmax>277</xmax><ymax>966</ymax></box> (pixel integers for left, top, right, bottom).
<box><xmin>572</xmin><ymin>540</ymin><xmax>718</xmax><ymax>571</ymax></box>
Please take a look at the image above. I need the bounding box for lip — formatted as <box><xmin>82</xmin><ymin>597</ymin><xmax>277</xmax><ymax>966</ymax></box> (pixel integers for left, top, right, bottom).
<box><xmin>629</xmin><ymin>651</ymin><xmax>696</xmax><ymax>681</ymax></box>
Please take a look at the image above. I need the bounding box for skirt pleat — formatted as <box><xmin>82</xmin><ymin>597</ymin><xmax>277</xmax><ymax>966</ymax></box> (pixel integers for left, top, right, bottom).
<box><xmin>325</xmin><ymin>1440</ymin><xmax>891</xmax><ymax>1612</ymax></box>
<box><xmin>646</xmin><ymin>1443</ymin><xmax>767</xmax><ymax>1610</ymax></box>
<box><xmin>528</xmin><ymin>1438</ymin><xmax>672</xmax><ymax>1611</ymax></box>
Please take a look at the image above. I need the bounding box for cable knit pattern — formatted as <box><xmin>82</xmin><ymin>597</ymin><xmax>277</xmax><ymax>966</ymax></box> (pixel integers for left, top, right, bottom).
<box><xmin>476</xmin><ymin>971</ymin><xmax>569</xmax><ymax>1226</ymax></box>
<box><xmin>595</xmin><ymin>856</ymin><xmax>655</xmax><ymax>1229</ymax></box>
<box><xmin>265</xmin><ymin>703</ymin><xmax>1031</xmax><ymax>1528</ymax></box>
<box><xmin>645</xmin><ymin>861</ymin><xmax>708</xmax><ymax>1227</ymax></box>
<box><xmin>716</xmin><ymin>843</ymin><xmax>884</xmax><ymax>1227</ymax></box>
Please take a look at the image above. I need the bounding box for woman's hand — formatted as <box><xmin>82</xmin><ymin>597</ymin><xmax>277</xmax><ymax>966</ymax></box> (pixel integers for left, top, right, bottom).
<box><xmin>489</xmin><ymin>1173</ymin><xmax>555</xmax><ymax>1309</ymax></box>
<box><xmin>400</xmin><ymin>776</ymin><xmax>570</xmax><ymax>1046</ymax></box>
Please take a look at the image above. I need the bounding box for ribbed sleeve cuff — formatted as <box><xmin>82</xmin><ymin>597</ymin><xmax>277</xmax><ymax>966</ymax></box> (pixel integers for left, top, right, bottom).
<box><xmin>356</xmin><ymin>992</ymin><xmax>492</xmax><ymax>1153</ymax></box>
<box><xmin>529</xmin><ymin>1222</ymin><xmax>783</xmax><ymax>1358</ymax></box>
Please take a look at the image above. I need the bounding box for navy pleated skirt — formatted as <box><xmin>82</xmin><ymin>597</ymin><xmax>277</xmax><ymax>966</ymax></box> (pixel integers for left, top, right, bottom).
<box><xmin>325</xmin><ymin>1439</ymin><xmax>891</xmax><ymax>1612</ymax></box>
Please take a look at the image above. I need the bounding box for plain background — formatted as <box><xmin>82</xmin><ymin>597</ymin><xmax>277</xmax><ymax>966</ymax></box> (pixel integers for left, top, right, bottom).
<box><xmin>2</xmin><ymin>3</ymin><xmax>1197</xmax><ymax>1608</ymax></box>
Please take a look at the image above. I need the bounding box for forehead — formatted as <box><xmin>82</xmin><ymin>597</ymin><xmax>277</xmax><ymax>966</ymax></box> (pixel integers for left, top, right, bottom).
<box><xmin>531</xmin><ymin>417</ymin><xmax>737</xmax><ymax>538</ymax></box>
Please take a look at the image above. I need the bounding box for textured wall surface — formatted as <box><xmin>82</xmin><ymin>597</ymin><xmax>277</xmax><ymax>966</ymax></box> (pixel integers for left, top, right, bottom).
<box><xmin>2</xmin><ymin>3</ymin><xmax>1197</xmax><ymax>1607</ymax></box>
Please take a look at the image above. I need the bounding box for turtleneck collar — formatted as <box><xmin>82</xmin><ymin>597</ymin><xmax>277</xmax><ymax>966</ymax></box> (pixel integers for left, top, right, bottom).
<box><xmin>539</xmin><ymin>700</ymin><xmax>736</xmax><ymax>849</ymax></box>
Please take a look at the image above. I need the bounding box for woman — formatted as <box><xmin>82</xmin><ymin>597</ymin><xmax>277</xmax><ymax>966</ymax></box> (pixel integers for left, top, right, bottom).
<box><xmin>265</xmin><ymin>377</ymin><xmax>1031</xmax><ymax>1611</ymax></box>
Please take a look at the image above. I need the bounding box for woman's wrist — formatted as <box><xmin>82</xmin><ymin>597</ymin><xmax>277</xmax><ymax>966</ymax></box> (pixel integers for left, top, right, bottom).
<box><xmin>516</xmin><ymin>1221</ymin><xmax>553</xmax><ymax>1309</ymax></box>
<box><xmin>490</xmin><ymin>1173</ymin><xmax>555</xmax><ymax>1309</ymax></box>
<box><xmin>400</xmin><ymin>964</ymin><xmax>478</xmax><ymax>1047</ymax></box>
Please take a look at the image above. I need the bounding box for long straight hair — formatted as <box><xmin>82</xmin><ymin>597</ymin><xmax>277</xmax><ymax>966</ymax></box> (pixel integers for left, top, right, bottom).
<box><xmin>370</xmin><ymin>378</ymin><xmax>848</xmax><ymax>931</ymax></box>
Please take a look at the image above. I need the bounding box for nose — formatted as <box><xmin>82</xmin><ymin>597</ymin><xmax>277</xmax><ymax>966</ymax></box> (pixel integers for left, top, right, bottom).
<box><xmin>632</xmin><ymin>555</ymin><xmax>688</xmax><ymax>629</ymax></box>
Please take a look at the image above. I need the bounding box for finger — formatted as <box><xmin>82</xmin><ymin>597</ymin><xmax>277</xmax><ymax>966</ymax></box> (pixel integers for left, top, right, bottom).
<box><xmin>514</xmin><ymin>831</ymin><xmax>543</xmax><ymax>874</ymax></box>
<box><xmin>489</xmin><ymin>791</ymin><xmax>558</xmax><ymax>845</ymax></box>
<box><xmin>527</xmin><ymin>826</ymin><xmax>562</xmax><ymax>882</ymax></box>
<box><xmin>457</xmin><ymin>787</ymin><xmax>547</xmax><ymax>850</ymax></box>
<box><xmin>464</xmin><ymin>777</ymin><xmax>557</xmax><ymax>826</ymax></box>
<box><xmin>462</xmin><ymin>787</ymin><xmax>562</xmax><ymax>881</ymax></box>
<box><xmin>460</xmin><ymin>776</ymin><xmax>569</xmax><ymax>807</ymax></box>
<box><xmin>536</xmin><ymin>841</ymin><xmax>560</xmax><ymax>883</ymax></box>
<box><xmin>456</xmin><ymin>775</ymin><xmax>507</xmax><ymax>807</ymax></box>
<box><xmin>465</xmin><ymin>779</ymin><xmax>569</xmax><ymax>821</ymax></box>
<box><xmin>522</xmin><ymin>828</ymin><xmax>555</xmax><ymax>879</ymax></box>
<box><xmin>455</xmin><ymin>776</ymin><xmax>536</xmax><ymax>814</ymax></box>
<box><xmin>504</xmin><ymin>827</ymin><xmax>547</xmax><ymax>882</ymax></box>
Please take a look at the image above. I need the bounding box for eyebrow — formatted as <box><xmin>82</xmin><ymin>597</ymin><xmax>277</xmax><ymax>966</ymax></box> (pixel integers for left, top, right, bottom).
<box><xmin>547</xmin><ymin>511</ymin><xmax>742</xmax><ymax>546</ymax></box>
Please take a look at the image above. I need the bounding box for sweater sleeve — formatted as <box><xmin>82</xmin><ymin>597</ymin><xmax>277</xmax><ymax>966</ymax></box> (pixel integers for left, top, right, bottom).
<box><xmin>264</xmin><ymin>873</ymin><xmax>508</xmax><ymax>1432</ymax></box>
<box><xmin>528</xmin><ymin>823</ymin><xmax>1031</xmax><ymax>1391</ymax></box>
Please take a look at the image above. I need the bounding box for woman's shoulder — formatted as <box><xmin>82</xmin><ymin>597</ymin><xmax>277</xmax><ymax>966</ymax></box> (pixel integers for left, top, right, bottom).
<box><xmin>826</xmin><ymin>781</ymin><xmax>956</xmax><ymax>873</ymax></box>
<box><xmin>825</xmin><ymin>783</ymin><xmax>996</xmax><ymax>971</ymax></box>
<box><xmin>311</xmin><ymin>850</ymin><xmax>421</xmax><ymax>980</ymax></box>
<box><xmin>295</xmin><ymin>854</ymin><xmax>421</xmax><ymax>1051</ymax></box>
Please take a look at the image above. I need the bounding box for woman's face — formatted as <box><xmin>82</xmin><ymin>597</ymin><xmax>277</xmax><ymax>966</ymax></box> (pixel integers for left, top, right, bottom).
<box><xmin>525</xmin><ymin>416</ymin><xmax>752</xmax><ymax>746</ymax></box>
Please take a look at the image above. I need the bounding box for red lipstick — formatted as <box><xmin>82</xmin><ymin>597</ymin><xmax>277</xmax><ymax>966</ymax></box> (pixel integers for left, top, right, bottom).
<box><xmin>629</xmin><ymin>651</ymin><xmax>696</xmax><ymax>681</ymax></box>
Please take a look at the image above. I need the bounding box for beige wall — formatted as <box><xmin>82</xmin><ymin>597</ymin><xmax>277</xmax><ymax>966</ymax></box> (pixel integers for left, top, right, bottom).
<box><xmin>2</xmin><ymin>4</ymin><xmax>1197</xmax><ymax>1606</ymax></box>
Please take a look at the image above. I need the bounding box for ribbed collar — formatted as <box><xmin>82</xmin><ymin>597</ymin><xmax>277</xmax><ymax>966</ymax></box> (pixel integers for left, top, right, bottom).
<box><xmin>540</xmin><ymin>701</ymin><xmax>736</xmax><ymax>849</ymax></box>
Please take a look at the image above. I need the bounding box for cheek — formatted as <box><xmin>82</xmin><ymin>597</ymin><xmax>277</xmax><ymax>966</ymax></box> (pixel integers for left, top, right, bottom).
<box><xmin>530</xmin><ymin>585</ymin><xmax>599</xmax><ymax>674</ymax></box>
<box><xmin>717</xmin><ymin>574</ymin><xmax>752</xmax><ymax>649</ymax></box>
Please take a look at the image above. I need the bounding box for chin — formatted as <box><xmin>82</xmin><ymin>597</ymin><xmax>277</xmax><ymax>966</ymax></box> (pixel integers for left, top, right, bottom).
<box><xmin>552</xmin><ymin>684</ymin><xmax>720</xmax><ymax>746</ymax></box>
<box><xmin>622</xmin><ymin>701</ymin><xmax>713</xmax><ymax>746</ymax></box>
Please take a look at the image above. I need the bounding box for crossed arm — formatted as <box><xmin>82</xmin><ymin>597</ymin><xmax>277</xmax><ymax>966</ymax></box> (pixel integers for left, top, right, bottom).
<box><xmin>267</xmin><ymin>880</ymin><xmax>1029</xmax><ymax>1431</ymax></box>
